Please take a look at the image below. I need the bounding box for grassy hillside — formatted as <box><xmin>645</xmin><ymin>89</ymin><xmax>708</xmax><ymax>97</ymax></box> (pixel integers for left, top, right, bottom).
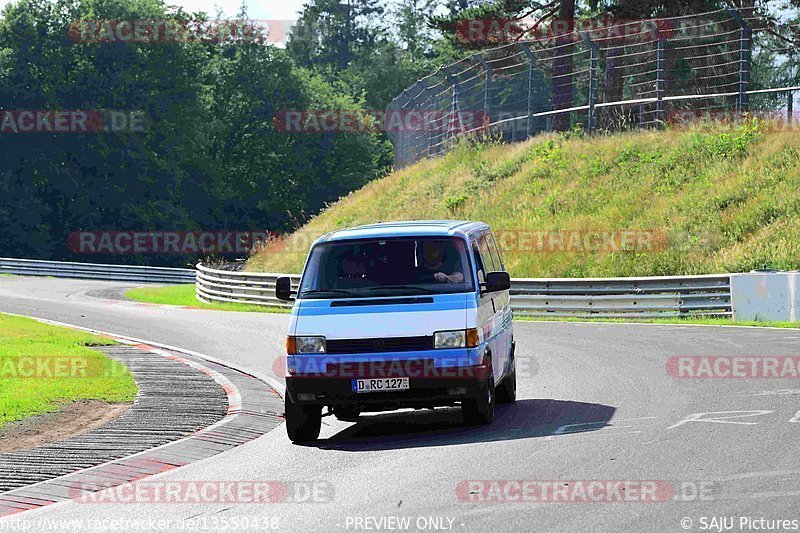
<box><xmin>247</xmin><ymin>121</ymin><xmax>800</xmax><ymax>278</ymax></box>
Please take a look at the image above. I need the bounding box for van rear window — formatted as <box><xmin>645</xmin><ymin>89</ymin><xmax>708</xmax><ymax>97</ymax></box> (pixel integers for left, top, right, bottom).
<box><xmin>299</xmin><ymin>237</ymin><xmax>474</xmax><ymax>299</ymax></box>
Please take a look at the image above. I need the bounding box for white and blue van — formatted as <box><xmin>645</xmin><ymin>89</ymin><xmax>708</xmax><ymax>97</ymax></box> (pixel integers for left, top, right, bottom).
<box><xmin>276</xmin><ymin>220</ymin><xmax>515</xmax><ymax>442</ymax></box>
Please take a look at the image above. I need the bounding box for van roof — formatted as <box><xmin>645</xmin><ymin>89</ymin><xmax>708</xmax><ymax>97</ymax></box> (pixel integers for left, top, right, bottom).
<box><xmin>316</xmin><ymin>220</ymin><xmax>489</xmax><ymax>243</ymax></box>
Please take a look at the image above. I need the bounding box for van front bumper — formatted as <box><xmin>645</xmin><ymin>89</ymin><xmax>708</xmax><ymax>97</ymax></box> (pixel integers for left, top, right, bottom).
<box><xmin>285</xmin><ymin>367</ymin><xmax>490</xmax><ymax>409</ymax></box>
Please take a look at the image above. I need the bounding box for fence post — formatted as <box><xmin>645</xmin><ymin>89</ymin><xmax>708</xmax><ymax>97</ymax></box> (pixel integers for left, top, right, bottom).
<box><xmin>647</xmin><ymin>21</ymin><xmax>666</xmax><ymax>127</ymax></box>
<box><xmin>443</xmin><ymin>66</ymin><xmax>464</xmax><ymax>147</ymax></box>
<box><xmin>387</xmin><ymin>89</ymin><xmax>411</xmax><ymax>168</ymax></box>
<box><xmin>405</xmin><ymin>82</ymin><xmax>425</xmax><ymax>164</ymax></box>
<box><xmin>789</xmin><ymin>91</ymin><xmax>794</xmax><ymax>125</ymax></box>
<box><xmin>418</xmin><ymin>83</ymin><xmax>437</xmax><ymax>157</ymax></box>
<box><xmin>579</xmin><ymin>31</ymin><xmax>599</xmax><ymax>132</ymax></box>
<box><xmin>726</xmin><ymin>7</ymin><xmax>751</xmax><ymax>113</ymax></box>
<box><xmin>516</xmin><ymin>43</ymin><xmax>538</xmax><ymax>139</ymax></box>
<box><xmin>475</xmin><ymin>54</ymin><xmax>494</xmax><ymax>130</ymax></box>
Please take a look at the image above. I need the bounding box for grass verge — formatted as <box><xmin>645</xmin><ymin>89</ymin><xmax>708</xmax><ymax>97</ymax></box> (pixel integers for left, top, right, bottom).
<box><xmin>0</xmin><ymin>314</ymin><xmax>138</xmax><ymax>430</ymax></box>
<box><xmin>125</xmin><ymin>284</ymin><xmax>290</xmax><ymax>313</ymax></box>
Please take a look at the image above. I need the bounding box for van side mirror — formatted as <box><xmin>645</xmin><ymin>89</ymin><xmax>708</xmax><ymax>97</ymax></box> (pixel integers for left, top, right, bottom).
<box><xmin>483</xmin><ymin>271</ymin><xmax>511</xmax><ymax>293</ymax></box>
<box><xmin>275</xmin><ymin>276</ymin><xmax>295</xmax><ymax>301</ymax></box>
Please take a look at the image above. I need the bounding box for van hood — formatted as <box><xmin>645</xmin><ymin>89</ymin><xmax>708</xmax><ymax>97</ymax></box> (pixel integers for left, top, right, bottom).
<box><xmin>291</xmin><ymin>293</ymin><xmax>470</xmax><ymax>339</ymax></box>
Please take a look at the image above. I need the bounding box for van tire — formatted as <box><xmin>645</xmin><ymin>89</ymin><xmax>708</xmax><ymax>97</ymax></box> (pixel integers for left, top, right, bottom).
<box><xmin>496</xmin><ymin>364</ymin><xmax>516</xmax><ymax>404</ymax></box>
<box><xmin>462</xmin><ymin>373</ymin><xmax>495</xmax><ymax>425</ymax></box>
<box><xmin>496</xmin><ymin>345</ymin><xmax>517</xmax><ymax>404</ymax></box>
<box><xmin>285</xmin><ymin>395</ymin><xmax>322</xmax><ymax>443</ymax></box>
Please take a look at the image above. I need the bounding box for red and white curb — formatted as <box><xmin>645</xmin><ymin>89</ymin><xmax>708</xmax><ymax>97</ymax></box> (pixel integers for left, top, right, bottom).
<box><xmin>0</xmin><ymin>315</ymin><xmax>285</xmax><ymax>519</ymax></box>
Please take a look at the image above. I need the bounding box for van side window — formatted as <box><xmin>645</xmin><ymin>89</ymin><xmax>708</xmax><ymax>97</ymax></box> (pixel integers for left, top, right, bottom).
<box><xmin>471</xmin><ymin>240</ymin><xmax>486</xmax><ymax>284</ymax></box>
<box><xmin>486</xmin><ymin>232</ymin><xmax>504</xmax><ymax>272</ymax></box>
<box><xmin>477</xmin><ymin>235</ymin><xmax>496</xmax><ymax>273</ymax></box>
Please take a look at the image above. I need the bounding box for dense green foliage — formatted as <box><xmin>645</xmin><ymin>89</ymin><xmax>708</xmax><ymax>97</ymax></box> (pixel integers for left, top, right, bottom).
<box><xmin>0</xmin><ymin>0</ymin><xmax>389</xmax><ymax>265</ymax></box>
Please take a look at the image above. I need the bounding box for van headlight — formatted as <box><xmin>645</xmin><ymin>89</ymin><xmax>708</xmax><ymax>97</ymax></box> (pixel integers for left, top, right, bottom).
<box><xmin>287</xmin><ymin>336</ymin><xmax>326</xmax><ymax>354</ymax></box>
<box><xmin>435</xmin><ymin>330</ymin><xmax>465</xmax><ymax>349</ymax></box>
<box><xmin>434</xmin><ymin>329</ymin><xmax>480</xmax><ymax>349</ymax></box>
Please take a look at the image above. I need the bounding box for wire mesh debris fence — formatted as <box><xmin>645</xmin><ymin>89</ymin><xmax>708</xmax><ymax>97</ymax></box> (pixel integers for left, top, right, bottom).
<box><xmin>387</xmin><ymin>8</ymin><xmax>798</xmax><ymax>168</ymax></box>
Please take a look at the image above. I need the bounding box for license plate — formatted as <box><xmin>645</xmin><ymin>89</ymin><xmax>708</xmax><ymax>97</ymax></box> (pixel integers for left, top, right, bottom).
<box><xmin>352</xmin><ymin>377</ymin><xmax>410</xmax><ymax>393</ymax></box>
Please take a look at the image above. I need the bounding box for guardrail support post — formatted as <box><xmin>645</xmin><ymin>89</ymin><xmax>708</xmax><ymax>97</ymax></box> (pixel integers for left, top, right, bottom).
<box><xmin>579</xmin><ymin>32</ymin><xmax>599</xmax><ymax>132</ymax></box>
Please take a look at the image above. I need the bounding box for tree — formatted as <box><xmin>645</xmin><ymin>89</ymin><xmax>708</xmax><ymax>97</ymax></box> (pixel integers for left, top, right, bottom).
<box><xmin>0</xmin><ymin>0</ymin><xmax>391</xmax><ymax>264</ymax></box>
<box><xmin>287</xmin><ymin>0</ymin><xmax>385</xmax><ymax>70</ymax></box>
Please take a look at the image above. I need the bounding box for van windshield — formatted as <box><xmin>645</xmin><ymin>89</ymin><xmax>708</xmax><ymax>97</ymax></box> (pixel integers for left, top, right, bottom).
<box><xmin>299</xmin><ymin>237</ymin><xmax>474</xmax><ymax>299</ymax></box>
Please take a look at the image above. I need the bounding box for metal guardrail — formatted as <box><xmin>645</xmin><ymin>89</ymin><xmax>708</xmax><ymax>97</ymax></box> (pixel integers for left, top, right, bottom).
<box><xmin>195</xmin><ymin>263</ymin><xmax>731</xmax><ymax>317</ymax></box>
<box><xmin>0</xmin><ymin>258</ymin><xmax>196</xmax><ymax>284</ymax></box>
<box><xmin>196</xmin><ymin>263</ymin><xmax>300</xmax><ymax>308</ymax></box>
<box><xmin>509</xmin><ymin>274</ymin><xmax>731</xmax><ymax>318</ymax></box>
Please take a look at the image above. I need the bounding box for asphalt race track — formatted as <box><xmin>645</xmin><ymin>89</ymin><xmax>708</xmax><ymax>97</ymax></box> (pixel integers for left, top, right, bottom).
<box><xmin>1</xmin><ymin>275</ymin><xmax>799</xmax><ymax>533</ymax></box>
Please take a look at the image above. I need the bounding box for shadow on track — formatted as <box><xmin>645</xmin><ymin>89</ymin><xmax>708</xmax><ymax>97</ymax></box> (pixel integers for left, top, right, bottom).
<box><xmin>308</xmin><ymin>399</ymin><xmax>616</xmax><ymax>451</ymax></box>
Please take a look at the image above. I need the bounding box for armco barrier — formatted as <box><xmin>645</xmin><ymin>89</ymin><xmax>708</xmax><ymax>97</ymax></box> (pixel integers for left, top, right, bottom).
<box><xmin>0</xmin><ymin>258</ymin><xmax>195</xmax><ymax>284</ymax></box>
<box><xmin>196</xmin><ymin>263</ymin><xmax>299</xmax><ymax>308</ymax></box>
<box><xmin>0</xmin><ymin>258</ymin><xmax>733</xmax><ymax>317</ymax></box>
<box><xmin>196</xmin><ymin>263</ymin><xmax>731</xmax><ymax>318</ymax></box>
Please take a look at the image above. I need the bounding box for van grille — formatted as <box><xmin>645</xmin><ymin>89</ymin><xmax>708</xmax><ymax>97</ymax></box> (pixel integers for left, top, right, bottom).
<box><xmin>326</xmin><ymin>336</ymin><xmax>433</xmax><ymax>354</ymax></box>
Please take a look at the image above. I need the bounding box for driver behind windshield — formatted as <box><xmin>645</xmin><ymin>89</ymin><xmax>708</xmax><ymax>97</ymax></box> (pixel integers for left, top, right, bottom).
<box><xmin>337</xmin><ymin>252</ymin><xmax>371</xmax><ymax>288</ymax></box>
<box><xmin>420</xmin><ymin>241</ymin><xmax>465</xmax><ymax>284</ymax></box>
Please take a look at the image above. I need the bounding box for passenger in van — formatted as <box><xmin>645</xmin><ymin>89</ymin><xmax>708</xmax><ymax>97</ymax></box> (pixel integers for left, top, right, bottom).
<box><xmin>339</xmin><ymin>252</ymin><xmax>372</xmax><ymax>288</ymax></box>
<box><xmin>421</xmin><ymin>241</ymin><xmax>465</xmax><ymax>284</ymax></box>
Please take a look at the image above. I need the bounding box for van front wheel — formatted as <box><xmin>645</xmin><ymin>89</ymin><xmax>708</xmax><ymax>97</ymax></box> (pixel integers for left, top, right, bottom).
<box><xmin>285</xmin><ymin>395</ymin><xmax>322</xmax><ymax>443</ymax></box>
<box><xmin>462</xmin><ymin>374</ymin><xmax>495</xmax><ymax>425</ymax></box>
<box><xmin>496</xmin><ymin>353</ymin><xmax>516</xmax><ymax>404</ymax></box>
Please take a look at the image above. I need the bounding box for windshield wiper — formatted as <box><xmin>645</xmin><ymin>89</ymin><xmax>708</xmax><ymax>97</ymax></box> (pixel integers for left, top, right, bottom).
<box><xmin>363</xmin><ymin>285</ymin><xmax>439</xmax><ymax>293</ymax></box>
<box><xmin>300</xmin><ymin>289</ymin><xmax>358</xmax><ymax>297</ymax></box>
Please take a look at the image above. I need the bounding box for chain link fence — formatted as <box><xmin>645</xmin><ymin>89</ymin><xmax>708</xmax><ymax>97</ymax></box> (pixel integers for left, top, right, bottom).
<box><xmin>387</xmin><ymin>8</ymin><xmax>799</xmax><ymax>168</ymax></box>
